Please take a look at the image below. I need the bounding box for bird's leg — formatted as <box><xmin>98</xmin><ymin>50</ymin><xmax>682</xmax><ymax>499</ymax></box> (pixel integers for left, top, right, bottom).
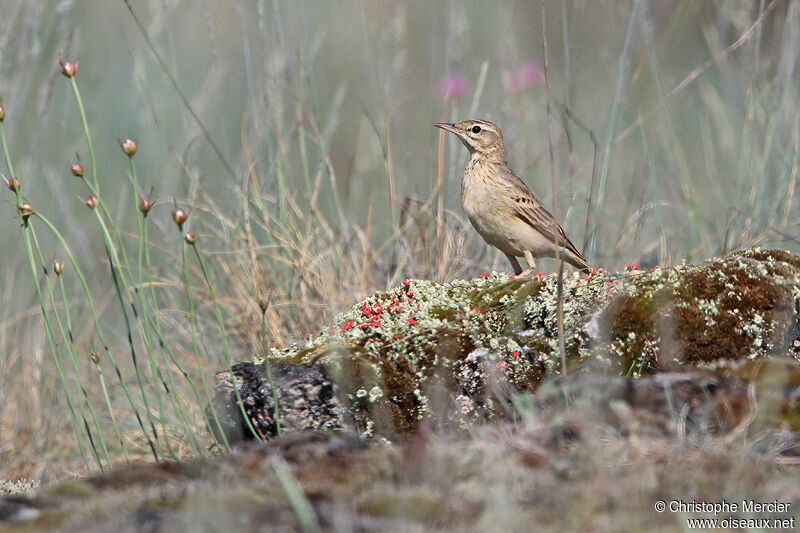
<box><xmin>516</xmin><ymin>251</ymin><xmax>537</xmax><ymax>278</ymax></box>
<box><xmin>505</xmin><ymin>254</ymin><xmax>523</xmax><ymax>276</ymax></box>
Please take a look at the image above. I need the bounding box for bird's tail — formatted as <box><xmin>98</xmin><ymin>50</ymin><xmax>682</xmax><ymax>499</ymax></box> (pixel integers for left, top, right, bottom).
<box><xmin>564</xmin><ymin>251</ymin><xmax>593</xmax><ymax>272</ymax></box>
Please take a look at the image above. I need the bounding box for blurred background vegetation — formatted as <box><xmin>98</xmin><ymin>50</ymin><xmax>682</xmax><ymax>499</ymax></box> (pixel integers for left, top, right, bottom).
<box><xmin>1</xmin><ymin>0</ymin><xmax>798</xmax><ymax>481</ymax></box>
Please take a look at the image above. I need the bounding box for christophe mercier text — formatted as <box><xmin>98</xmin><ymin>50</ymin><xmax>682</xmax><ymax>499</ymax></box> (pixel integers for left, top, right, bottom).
<box><xmin>669</xmin><ymin>500</ymin><xmax>792</xmax><ymax>514</ymax></box>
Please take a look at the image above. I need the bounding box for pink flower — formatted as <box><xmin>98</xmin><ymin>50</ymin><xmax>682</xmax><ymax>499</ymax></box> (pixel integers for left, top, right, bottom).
<box><xmin>440</xmin><ymin>73</ymin><xmax>468</xmax><ymax>100</ymax></box>
<box><xmin>502</xmin><ymin>61</ymin><xmax>543</xmax><ymax>94</ymax></box>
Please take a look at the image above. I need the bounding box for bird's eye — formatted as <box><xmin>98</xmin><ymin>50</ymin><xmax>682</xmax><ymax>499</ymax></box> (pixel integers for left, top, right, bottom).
<box><xmin>471</xmin><ymin>125</ymin><xmax>482</xmax><ymax>134</ymax></box>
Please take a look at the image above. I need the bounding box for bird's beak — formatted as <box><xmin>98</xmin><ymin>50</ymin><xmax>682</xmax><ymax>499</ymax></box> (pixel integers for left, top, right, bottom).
<box><xmin>434</xmin><ymin>122</ymin><xmax>460</xmax><ymax>135</ymax></box>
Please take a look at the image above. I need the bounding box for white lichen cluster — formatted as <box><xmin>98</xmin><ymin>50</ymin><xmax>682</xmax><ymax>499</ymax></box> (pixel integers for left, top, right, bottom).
<box><xmin>269</xmin><ymin>271</ymin><xmax>603</xmax><ymax>433</ymax></box>
<box><xmin>617</xmin><ymin>251</ymin><xmax>800</xmax><ymax>364</ymax></box>
<box><xmin>264</xmin><ymin>249</ymin><xmax>800</xmax><ymax>438</ymax></box>
<box><xmin>0</xmin><ymin>478</ymin><xmax>38</xmax><ymax>496</ymax></box>
<box><xmin>697</xmin><ymin>298</ymin><xmax>720</xmax><ymax>316</ymax></box>
<box><xmin>522</xmin><ymin>269</ymin><xmax>613</xmax><ymax>358</ymax></box>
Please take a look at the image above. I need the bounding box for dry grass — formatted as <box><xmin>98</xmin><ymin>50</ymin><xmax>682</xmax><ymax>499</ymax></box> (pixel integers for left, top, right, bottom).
<box><xmin>0</xmin><ymin>0</ymin><xmax>799</xmax><ymax>493</ymax></box>
<box><xmin>3</xmin><ymin>372</ymin><xmax>797</xmax><ymax>531</ymax></box>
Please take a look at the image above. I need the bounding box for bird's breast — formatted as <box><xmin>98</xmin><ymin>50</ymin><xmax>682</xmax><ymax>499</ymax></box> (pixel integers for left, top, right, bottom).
<box><xmin>462</xmin><ymin>159</ymin><xmax>500</xmax><ymax>218</ymax></box>
<box><xmin>461</xmin><ymin>161</ymin><xmax>517</xmax><ymax>252</ymax></box>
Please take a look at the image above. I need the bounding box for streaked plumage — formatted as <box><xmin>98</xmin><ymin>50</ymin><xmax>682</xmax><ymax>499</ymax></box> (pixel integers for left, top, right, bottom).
<box><xmin>435</xmin><ymin>119</ymin><xmax>591</xmax><ymax>275</ymax></box>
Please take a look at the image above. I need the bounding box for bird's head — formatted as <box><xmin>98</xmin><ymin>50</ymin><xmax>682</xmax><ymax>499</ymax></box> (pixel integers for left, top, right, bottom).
<box><xmin>434</xmin><ymin>119</ymin><xmax>506</xmax><ymax>160</ymax></box>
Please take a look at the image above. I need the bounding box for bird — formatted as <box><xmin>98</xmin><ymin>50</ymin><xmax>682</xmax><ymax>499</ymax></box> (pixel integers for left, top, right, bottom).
<box><xmin>434</xmin><ymin>119</ymin><xmax>592</xmax><ymax>276</ymax></box>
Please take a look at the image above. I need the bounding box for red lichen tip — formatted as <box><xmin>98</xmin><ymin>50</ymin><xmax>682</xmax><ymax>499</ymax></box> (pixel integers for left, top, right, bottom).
<box><xmin>89</xmin><ymin>351</ymin><xmax>100</xmax><ymax>364</ymax></box>
<box><xmin>70</xmin><ymin>162</ymin><xmax>84</xmax><ymax>177</ymax></box>
<box><xmin>85</xmin><ymin>195</ymin><xmax>98</xmax><ymax>209</ymax></box>
<box><xmin>6</xmin><ymin>177</ymin><xmax>20</xmax><ymax>192</ymax></box>
<box><xmin>184</xmin><ymin>232</ymin><xmax>196</xmax><ymax>245</ymax></box>
<box><xmin>58</xmin><ymin>54</ymin><xmax>78</xmax><ymax>78</ymax></box>
<box><xmin>120</xmin><ymin>139</ymin><xmax>137</xmax><ymax>157</ymax></box>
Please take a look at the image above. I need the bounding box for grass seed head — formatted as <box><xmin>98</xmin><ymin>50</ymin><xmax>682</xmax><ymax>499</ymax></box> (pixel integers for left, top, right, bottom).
<box><xmin>19</xmin><ymin>202</ymin><xmax>34</xmax><ymax>220</ymax></box>
<box><xmin>172</xmin><ymin>208</ymin><xmax>188</xmax><ymax>230</ymax></box>
<box><xmin>120</xmin><ymin>139</ymin><xmax>137</xmax><ymax>157</ymax></box>
<box><xmin>58</xmin><ymin>54</ymin><xmax>78</xmax><ymax>78</ymax></box>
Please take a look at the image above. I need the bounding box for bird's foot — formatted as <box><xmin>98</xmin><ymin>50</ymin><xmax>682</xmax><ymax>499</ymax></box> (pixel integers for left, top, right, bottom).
<box><xmin>517</xmin><ymin>266</ymin><xmax>536</xmax><ymax>278</ymax></box>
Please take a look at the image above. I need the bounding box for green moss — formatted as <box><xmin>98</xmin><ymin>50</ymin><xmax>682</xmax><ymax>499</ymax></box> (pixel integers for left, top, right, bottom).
<box><xmin>266</xmin><ymin>250</ymin><xmax>800</xmax><ymax>439</ymax></box>
<box><xmin>600</xmin><ymin>250</ymin><xmax>800</xmax><ymax>375</ymax></box>
<box><xmin>604</xmin><ymin>278</ymin><xmax>662</xmax><ymax>375</ymax></box>
<box><xmin>468</xmin><ymin>278</ymin><xmax>535</xmax><ymax>311</ymax></box>
<box><xmin>427</xmin><ymin>305</ymin><xmax>458</xmax><ymax>320</ymax></box>
<box><xmin>268</xmin><ymin>269</ymin><xmax>611</xmax><ymax>437</ymax></box>
<box><xmin>44</xmin><ymin>480</ymin><xmax>95</xmax><ymax>498</ymax></box>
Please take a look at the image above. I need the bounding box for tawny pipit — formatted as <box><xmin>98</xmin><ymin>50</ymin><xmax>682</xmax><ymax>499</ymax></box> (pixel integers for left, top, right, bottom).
<box><xmin>435</xmin><ymin>119</ymin><xmax>592</xmax><ymax>276</ymax></box>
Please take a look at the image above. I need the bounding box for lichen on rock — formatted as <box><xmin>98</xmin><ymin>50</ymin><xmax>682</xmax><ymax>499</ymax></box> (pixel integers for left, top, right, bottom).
<box><xmin>258</xmin><ymin>268</ymin><xmax>612</xmax><ymax>439</ymax></box>
<box><xmin>601</xmin><ymin>249</ymin><xmax>800</xmax><ymax>376</ymax></box>
<box><xmin>212</xmin><ymin>249</ymin><xmax>800</xmax><ymax>442</ymax></box>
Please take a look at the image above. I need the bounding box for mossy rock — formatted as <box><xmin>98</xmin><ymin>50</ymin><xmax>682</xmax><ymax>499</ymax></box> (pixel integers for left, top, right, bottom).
<box><xmin>228</xmin><ymin>249</ymin><xmax>800</xmax><ymax>440</ymax></box>
<box><xmin>600</xmin><ymin>249</ymin><xmax>800</xmax><ymax>376</ymax></box>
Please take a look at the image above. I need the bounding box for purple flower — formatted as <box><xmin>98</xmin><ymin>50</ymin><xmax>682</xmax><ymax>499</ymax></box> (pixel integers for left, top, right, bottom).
<box><xmin>502</xmin><ymin>61</ymin><xmax>543</xmax><ymax>94</ymax></box>
<box><xmin>440</xmin><ymin>72</ymin><xmax>468</xmax><ymax>101</ymax></box>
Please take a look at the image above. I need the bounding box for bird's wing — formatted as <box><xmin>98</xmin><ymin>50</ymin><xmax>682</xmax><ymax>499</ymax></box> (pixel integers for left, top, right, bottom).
<box><xmin>502</xmin><ymin>169</ymin><xmax>588</xmax><ymax>262</ymax></box>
